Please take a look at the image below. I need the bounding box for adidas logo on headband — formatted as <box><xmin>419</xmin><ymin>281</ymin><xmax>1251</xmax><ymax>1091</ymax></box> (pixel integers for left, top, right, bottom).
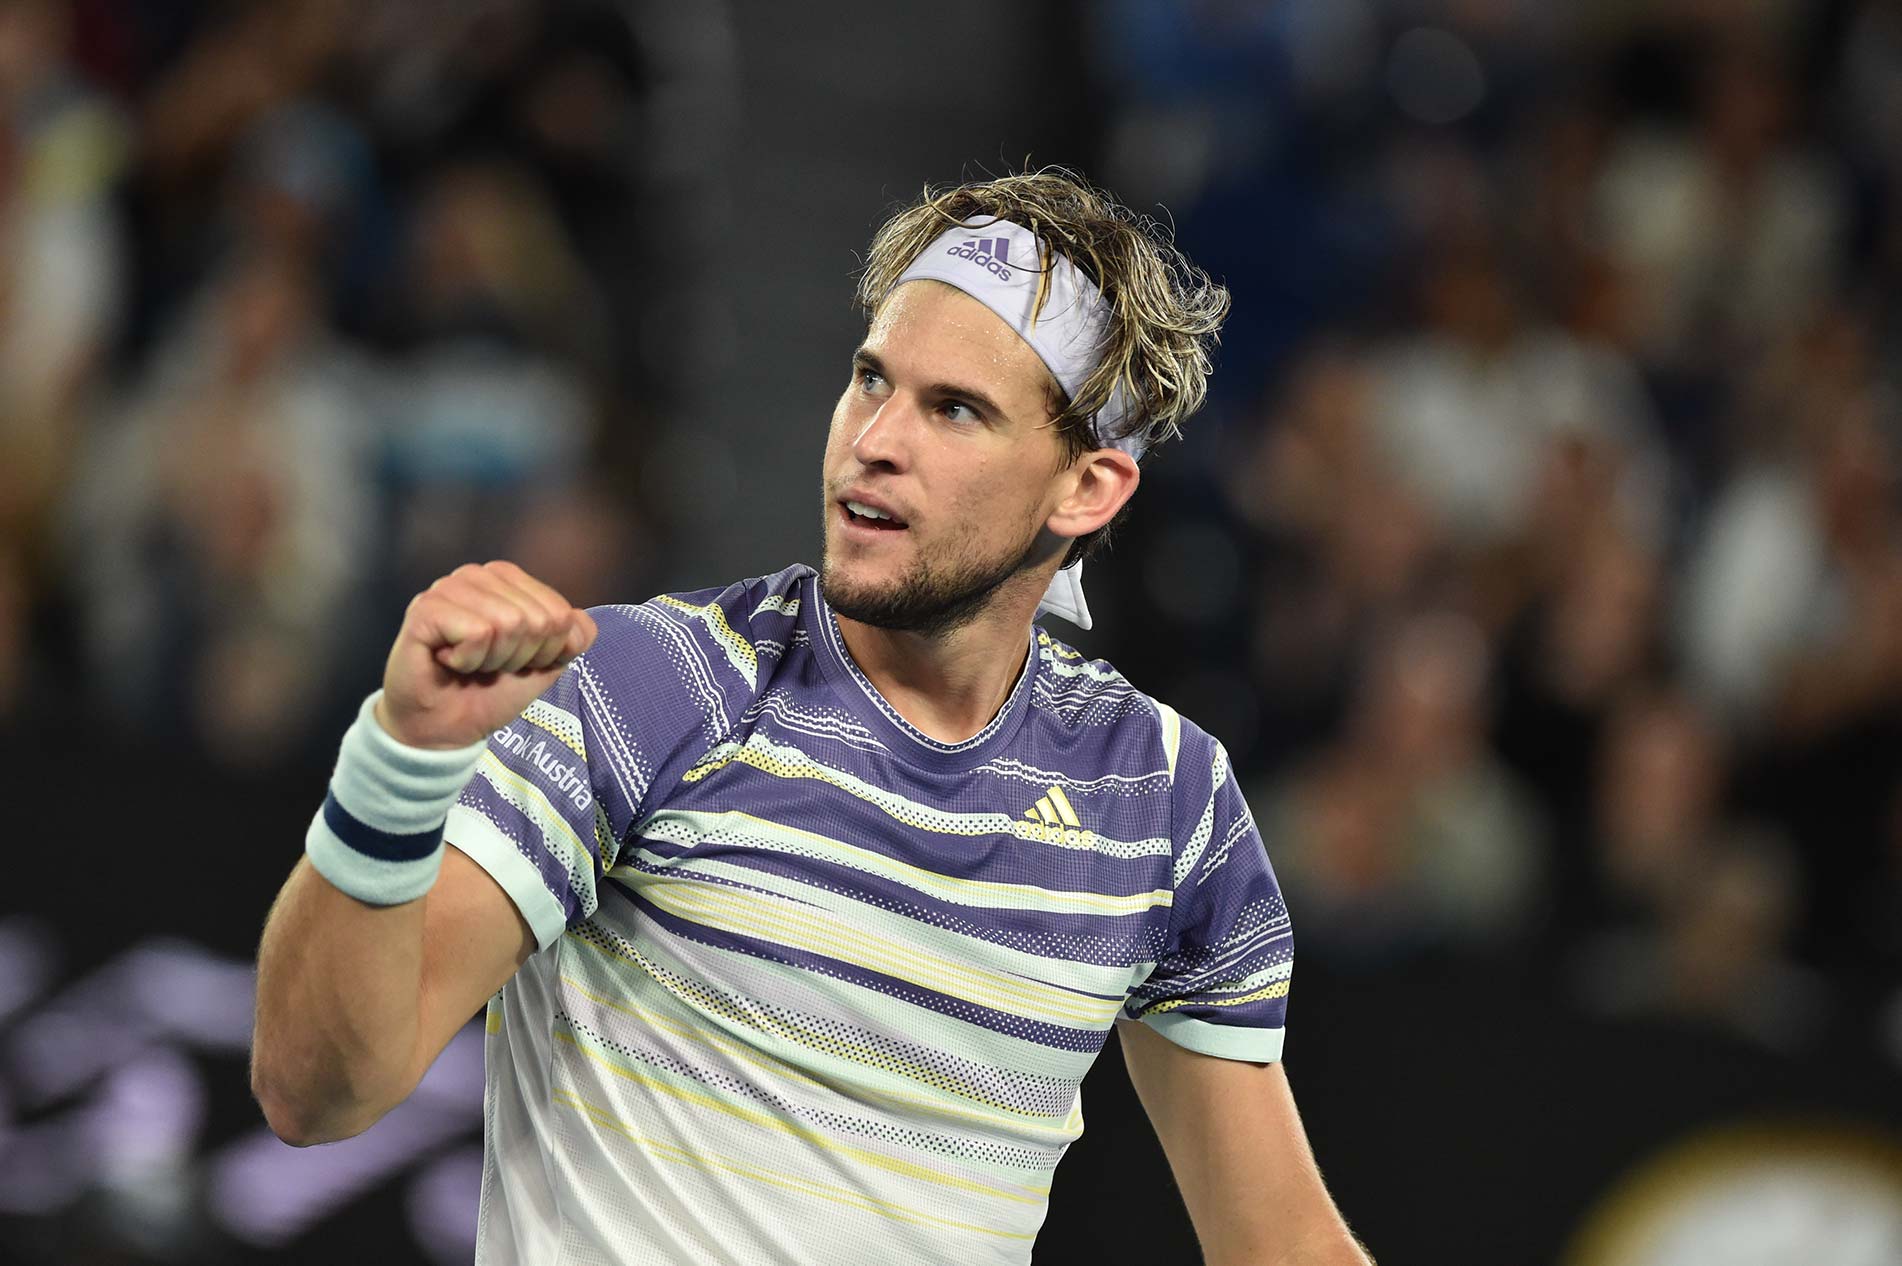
<box><xmin>946</xmin><ymin>236</ymin><xmax>1012</xmax><ymax>281</ymax></box>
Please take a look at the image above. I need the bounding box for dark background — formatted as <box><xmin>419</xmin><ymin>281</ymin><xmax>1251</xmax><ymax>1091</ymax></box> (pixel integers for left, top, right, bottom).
<box><xmin>4</xmin><ymin>1</ymin><xmax>1901</xmax><ymax>1263</ymax></box>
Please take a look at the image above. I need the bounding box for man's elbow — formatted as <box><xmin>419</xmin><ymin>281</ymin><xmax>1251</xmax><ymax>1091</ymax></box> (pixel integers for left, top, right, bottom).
<box><xmin>253</xmin><ymin>1079</ymin><xmax>350</xmax><ymax>1147</ymax></box>
<box><xmin>250</xmin><ymin>1059</ymin><xmax>388</xmax><ymax>1147</ymax></box>
<box><xmin>257</xmin><ymin>1100</ymin><xmax>327</xmax><ymax>1149</ymax></box>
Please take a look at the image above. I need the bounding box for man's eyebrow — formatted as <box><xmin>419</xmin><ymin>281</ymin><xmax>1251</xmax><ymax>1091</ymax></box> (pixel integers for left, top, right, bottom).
<box><xmin>851</xmin><ymin>347</ymin><xmax>1009</xmax><ymax>421</ymax></box>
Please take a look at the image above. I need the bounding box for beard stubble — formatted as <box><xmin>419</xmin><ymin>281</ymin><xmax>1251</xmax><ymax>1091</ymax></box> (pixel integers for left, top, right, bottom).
<box><xmin>819</xmin><ymin>511</ymin><xmax>1046</xmax><ymax>638</ymax></box>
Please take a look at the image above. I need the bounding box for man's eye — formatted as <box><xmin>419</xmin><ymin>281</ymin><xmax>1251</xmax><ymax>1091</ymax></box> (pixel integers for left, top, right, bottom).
<box><xmin>857</xmin><ymin>368</ymin><xmax>885</xmax><ymax>391</ymax></box>
<box><xmin>940</xmin><ymin>401</ymin><xmax>976</xmax><ymax>423</ymax></box>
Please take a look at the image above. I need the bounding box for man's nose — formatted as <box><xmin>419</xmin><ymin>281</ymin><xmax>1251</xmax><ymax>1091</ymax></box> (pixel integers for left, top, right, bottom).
<box><xmin>851</xmin><ymin>395</ymin><xmax>916</xmax><ymax>470</ymax></box>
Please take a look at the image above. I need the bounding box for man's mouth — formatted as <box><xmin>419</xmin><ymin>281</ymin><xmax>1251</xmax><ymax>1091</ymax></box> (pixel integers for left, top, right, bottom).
<box><xmin>840</xmin><ymin>499</ymin><xmax>908</xmax><ymax>531</ymax></box>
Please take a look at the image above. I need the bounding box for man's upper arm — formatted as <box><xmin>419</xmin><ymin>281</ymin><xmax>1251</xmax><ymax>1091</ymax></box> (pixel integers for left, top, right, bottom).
<box><xmin>408</xmin><ymin>844</ymin><xmax>538</xmax><ymax>1078</ymax></box>
<box><xmin>1116</xmin><ymin>718</ymin><xmax>1364</xmax><ymax>1262</ymax></box>
<box><xmin>1117</xmin><ymin>1017</ymin><xmax>1370</xmax><ymax>1265</ymax></box>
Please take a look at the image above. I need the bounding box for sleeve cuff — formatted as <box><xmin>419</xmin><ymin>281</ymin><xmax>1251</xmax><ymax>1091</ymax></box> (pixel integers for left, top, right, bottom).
<box><xmin>1129</xmin><ymin>1011</ymin><xmax>1286</xmax><ymax>1064</ymax></box>
<box><xmin>445</xmin><ymin>804</ymin><xmax>571</xmax><ymax>952</ymax></box>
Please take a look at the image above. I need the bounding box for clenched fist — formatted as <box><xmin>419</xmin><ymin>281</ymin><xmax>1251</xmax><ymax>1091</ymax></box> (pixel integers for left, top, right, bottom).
<box><xmin>374</xmin><ymin>560</ymin><xmax>600</xmax><ymax>750</ymax></box>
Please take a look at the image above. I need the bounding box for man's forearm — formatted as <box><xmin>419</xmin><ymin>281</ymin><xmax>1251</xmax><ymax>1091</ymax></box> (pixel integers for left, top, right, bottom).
<box><xmin>252</xmin><ymin>564</ymin><xmax>586</xmax><ymax>1145</ymax></box>
<box><xmin>251</xmin><ymin>858</ymin><xmax>432</xmax><ymax>1146</ymax></box>
<box><xmin>1264</xmin><ymin>1227</ymin><xmax>1376</xmax><ymax>1266</ymax></box>
<box><xmin>1200</xmin><ymin>1222</ymin><xmax>1374</xmax><ymax>1266</ymax></box>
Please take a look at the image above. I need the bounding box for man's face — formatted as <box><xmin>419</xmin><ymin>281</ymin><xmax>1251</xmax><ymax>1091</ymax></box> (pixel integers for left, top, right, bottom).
<box><xmin>820</xmin><ymin>280</ymin><xmax>1070</xmax><ymax>636</ymax></box>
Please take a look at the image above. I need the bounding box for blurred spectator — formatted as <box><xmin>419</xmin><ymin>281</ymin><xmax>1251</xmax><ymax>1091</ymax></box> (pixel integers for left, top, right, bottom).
<box><xmin>125</xmin><ymin>0</ymin><xmax>356</xmax><ymax>327</ymax></box>
<box><xmin>1494</xmin><ymin>517</ymin><xmax>1665</xmax><ymax>858</ymax></box>
<box><xmin>138</xmin><ymin>1</ymin><xmax>349</xmax><ymax>189</ymax></box>
<box><xmin>1591</xmin><ymin>38</ymin><xmax>1847</xmax><ymax>375</ymax></box>
<box><xmin>378</xmin><ymin>158</ymin><xmax>603</xmax><ymax>598</ymax></box>
<box><xmin>1365</xmin><ymin>241</ymin><xmax>1663</xmax><ymax>564</ymax></box>
<box><xmin>1649</xmin><ymin>840</ymin><xmax>1817</xmax><ymax>1045</ymax></box>
<box><xmin>0</xmin><ymin>0</ymin><xmax>127</xmax><ymax>714</ymax></box>
<box><xmin>1227</xmin><ymin>345</ymin><xmax>1444</xmax><ymax>762</ymax></box>
<box><xmin>1260</xmin><ymin>610</ymin><xmax>1550</xmax><ymax>969</ymax></box>
<box><xmin>1677</xmin><ymin>315</ymin><xmax>1902</xmax><ymax>736</ymax></box>
<box><xmin>65</xmin><ymin>247</ymin><xmax>376</xmax><ymax>765</ymax></box>
<box><xmin>345</xmin><ymin>0</ymin><xmax>676</xmax><ymax>397</ymax></box>
<box><xmin>226</xmin><ymin>100</ymin><xmax>385</xmax><ymax>317</ymax></box>
<box><xmin>1573</xmin><ymin>689</ymin><xmax>1828</xmax><ymax>1052</ymax></box>
<box><xmin>1590</xmin><ymin>689</ymin><xmax>1732</xmax><ymax>925</ymax></box>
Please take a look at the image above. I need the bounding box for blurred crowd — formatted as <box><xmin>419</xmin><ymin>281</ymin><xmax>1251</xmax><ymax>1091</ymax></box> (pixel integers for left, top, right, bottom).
<box><xmin>0</xmin><ymin>0</ymin><xmax>697</xmax><ymax>766</ymax></box>
<box><xmin>1094</xmin><ymin>0</ymin><xmax>1902</xmax><ymax>1063</ymax></box>
<box><xmin>6</xmin><ymin>5</ymin><xmax>1894</xmax><ymax>1262</ymax></box>
<box><xmin>5</xmin><ymin>0</ymin><xmax>1899</xmax><ymax>1069</ymax></box>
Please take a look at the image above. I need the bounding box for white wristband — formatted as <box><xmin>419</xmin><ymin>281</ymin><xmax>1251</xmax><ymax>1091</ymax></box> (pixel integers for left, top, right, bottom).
<box><xmin>304</xmin><ymin>691</ymin><xmax>489</xmax><ymax>905</ymax></box>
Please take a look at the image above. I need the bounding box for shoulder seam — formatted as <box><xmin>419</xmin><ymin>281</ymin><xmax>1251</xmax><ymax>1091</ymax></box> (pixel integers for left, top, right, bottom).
<box><xmin>1153</xmin><ymin>699</ymin><xmax>1183</xmax><ymax>782</ymax></box>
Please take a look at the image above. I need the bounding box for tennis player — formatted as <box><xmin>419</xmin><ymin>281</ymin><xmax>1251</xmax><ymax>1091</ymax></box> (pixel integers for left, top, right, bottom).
<box><xmin>252</xmin><ymin>170</ymin><xmax>1373</xmax><ymax>1265</ymax></box>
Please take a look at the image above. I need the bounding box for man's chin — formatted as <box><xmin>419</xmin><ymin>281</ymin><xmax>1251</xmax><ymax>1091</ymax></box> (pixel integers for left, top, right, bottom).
<box><xmin>817</xmin><ymin>566</ymin><xmax>909</xmax><ymax>630</ymax></box>
<box><xmin>820</xmin><ymin>554</ymin><xmax>1027</xmax><ymax>638</ymax></box>
<box><xmin>816</xmin><ymin>553</ymin><xmax>887</xmax><ymax>610</ymax></box>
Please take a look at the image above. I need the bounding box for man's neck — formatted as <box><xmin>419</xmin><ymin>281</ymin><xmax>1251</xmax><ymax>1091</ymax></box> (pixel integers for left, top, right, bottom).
<box><xmin>832</xmin><ymin>588</ymin><xmax>1043</xmax><ymax>745</ymax></box>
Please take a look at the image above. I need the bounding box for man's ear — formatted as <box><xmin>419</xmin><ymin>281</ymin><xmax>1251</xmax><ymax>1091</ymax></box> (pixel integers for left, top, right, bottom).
<box><xmin>1047</xmin><ymin>448</ymin><xmax>1141</xmax><ymax>543</ymax></box>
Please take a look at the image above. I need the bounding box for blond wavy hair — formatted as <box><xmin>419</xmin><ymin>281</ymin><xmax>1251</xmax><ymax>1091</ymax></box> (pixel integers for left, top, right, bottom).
<box><xmin>856</xmin><ymin>170</ymin><xmax>1229</xmax><ymax>563</ymax></box>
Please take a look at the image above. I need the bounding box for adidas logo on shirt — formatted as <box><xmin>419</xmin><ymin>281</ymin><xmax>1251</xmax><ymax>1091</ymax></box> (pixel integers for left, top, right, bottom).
<box><xmin>1018</xmin><ymin>786</ymin><xmax>1089</xmax><ymax>845</ymax></box>
<box><xmin>946</xmin><ymin>235</ymin><xmax>1012</xmax><ymax>281</ymax></box>
<box><xmin>1024</xmin><ymin>785</ymin><xmax>1080</xmax><ymax>828</ymax></box>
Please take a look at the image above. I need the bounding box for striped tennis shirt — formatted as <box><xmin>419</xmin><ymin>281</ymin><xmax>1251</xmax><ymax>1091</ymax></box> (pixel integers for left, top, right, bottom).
<box><xmin>447</xmin><ymin>563</ymin><xmax>1293</xmax><ymax>1265</ymax></box>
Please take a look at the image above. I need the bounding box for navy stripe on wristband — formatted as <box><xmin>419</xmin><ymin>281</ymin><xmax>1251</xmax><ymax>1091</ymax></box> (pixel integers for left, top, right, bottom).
<box><xmin>304</xmin><ymin>691</ymin><xmax>487</xmax><ymax>906</ymax></box>
<box><xmin>306</xmin><ymin>814</ymin><xmax>446</xmax><ymax>906</ymax></box>
<box><xmin>320</xmin><ymin>791</ymin><xmax>445</xmax><ymax>861</ymax></box>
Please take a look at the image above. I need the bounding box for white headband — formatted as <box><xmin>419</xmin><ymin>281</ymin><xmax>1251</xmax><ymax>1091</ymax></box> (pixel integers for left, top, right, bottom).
<box><xmin>893</xmin><ymin>218</ymin><xmax>1142</xmax><ymax>631</ymax></box>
